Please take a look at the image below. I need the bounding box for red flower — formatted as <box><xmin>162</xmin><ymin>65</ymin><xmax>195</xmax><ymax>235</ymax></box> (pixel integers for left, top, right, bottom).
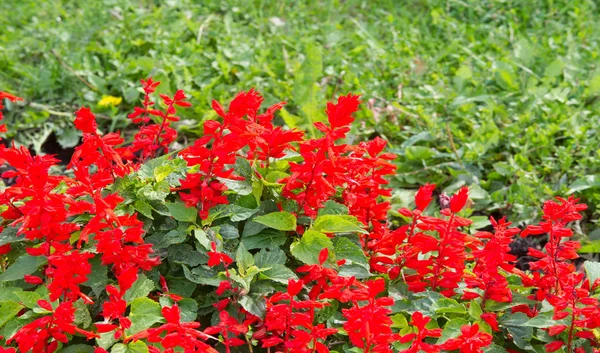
<box><xmin>74</xmin><ymin>107</ymin><xmax>98</xmax><ymax>134</ymax></box>
<box><xmin>440</xmin><ymin>324</ymin><xmax>492</xmax><ymax>353</ymax></box>
<box><xmin>449</xmin><ymin>186</ymin><xmax>469</xmax><ymax>213</ymax></box>
<box><xmin>207</xmin><ymin>242</ymin><xmax>233</xmax><ymax>267</ymax></box>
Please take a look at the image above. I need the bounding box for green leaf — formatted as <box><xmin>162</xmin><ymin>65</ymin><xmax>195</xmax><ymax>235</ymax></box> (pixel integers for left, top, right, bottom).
<box><xmin>239</xmin><ymin>295</ymin><xmax>266</xmax><ymax>319</ymax></box>
<box><xmin>62</xmin><ymin>344</ymin><xmax>95</xmax><ymax>353</ymax></box>
<box><xmin>165</xmin><ymin>201</ymin><xmax>197</xmax><ymax>223</ymax></box>
<box><xmin>182</xmin><ymin>265</ymin><xmax>222</xmax><ymax>286</ymax></box>
<box><xmin>13</xmin><ymin>291</ymin><xmax>41</xmax><ymax>309</ymax></box>
<box><xmin>468</xmin><ymin>301</ymin><xmax>483</xmax><ymax>320</ymax></box>
<box><xmin>318</xmin><ymin>201</ymin><xmax>349</xmax><ymax>216</ymax></box>
<box><xmin>0</xmin><ymin>254</ymin><xmax>47</xmax><ymax>282</ymax></box>
<box><xmin>217</xmin><ymin>224</ymin><xmax>239</xmax><ymax>239</ymax></box>
<box><xmin>567</xmin><ymin>175</ymin><xmax>600</xmax><ymax>194</ymax></box>
<box><xmin>138</xmin><ymin>181</ymin><xmax>170</xmax><ymax>201</ymax></box>
<box><xmin>290</xmin><ymin>230</ymin><xmax>332</xmax><ymax>264</ymax></box>
<box><xmin>254</xmin><ymin>248</ymin><xmax>287</xmax><ymax>268</ymax></box>
<box><xmin>221</xmin><ymin>177</ymin><xmax>253</xmax><ymax>196</ymax></box>
<box><xmin>242</xmin><ymin>229</ymin><xmax>287</xmax><ymax>250</ymax></box>
<box><xmin>312</xmin><ymin>215</ymin><xmax>368</xmax><ymax>234</ymax></box>
<box><xmin>84</xmin><ymin>256</ymin><xmax>109</xmax><ymax>298</ymax></box>
<box><xmin>405</xmin><ymin>146</ymin><xmax>434</xmax><ymax>161</ymax></box>
<box><xmin>111</xmin><ymin>341</ymin><xmax>149</xmax><ymax>353</ymax></box>
<box><xmin>261</xmin><ymin>265</ymin><xmax>297</xmax><ymax>284</ymax></box>
<box><xmin>338</xmin><ymin>263</ymin><xmax>371</xmax><ymax>279</ymax></box>
<box><xmin>154</xmin><ymin>164</ymin><xmax>175</xmax><ymax>183</ymax></box>
<box><xmin>236</xmin><ymin>242</ymin><xmax>254</xmax><ymax>273</ymax></box>
<box><xmin>437</xmin><ymin>318</ymin><xmax>470</xmax><ymax>344</ymax></box>
<box><xmin>0</xmin><ymin>301</ymin><xmax>23</xmax><ymax>328</ymax></box>
<box><xmin>177</xmin><ymin>298</ymin><xmax>198</xmax><ymax>322</ymax></box>
<box><xmin>390</xmin><ymin>313</ymin><xmax>408</xmax><ymax>329</ymax></box>
<box><xmin>432</xmin><ymin>298</ymin><xmax>467</xmax><ymax>314</ymax></box>
<box><xmin>167</xmin><ymin>244</ymin><xmax>204</xmax><ymax>267</ymax></box>
<box><xmin>0</xmin><ymin>226</ymin><xmax>25</xmax><ymax>247</ymax></box>
<box><xmin>73</xmin><ymin>299</ymin><xmax>92</xmax><ymax>329</ymax></box>
<box><xmin>333</xmin><ymin>236</ymin><xmax>367</xmax><ymax>265</ymax></box>
<box><xmin>253</xmin><ymin>212</ymin><xmax>296</xmax><ymax>231</ymax></box>
<box><xmin>584</xmin><ymin>261</ymin><xmax>600</xmax><ymax>285</ymax></box>
<box><xmin>126</xmin><ymin>298</ymin><xmax>162</xmax><ymax>336</ymax></box>
<box><xmin>484</xmin><ymin>344</ymin><xmax>509</xmax><ymax>353</ymax></box>
<box><xmin>123</xmin><ymin>274</ymin><xmax>155</xmax><ymax>303</ymax></box>
<box><xmin>544</xmin><ymin>59</ymin><xmax>564</xmax><ymax>78</ymax></box>
<box><xmin>523</xmin><ymin>311</ymin><xmax>558</xmax><ymax>328</ymax></box>
<box><xmin>133</xmin><ymin>199</ymin><xmax>154</xmax><ymax>219</ymax></box>
<box><xmin>590</xmin><ymin>75</ymin><xmax>600</xmax><ymax>93</ymax></box>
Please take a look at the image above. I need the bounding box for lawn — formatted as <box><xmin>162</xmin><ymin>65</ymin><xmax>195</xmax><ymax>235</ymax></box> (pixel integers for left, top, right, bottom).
<box><xmin>2</xmin><ymin>0</ymin><xmax>600</xmax><ymax>246</ymax></box>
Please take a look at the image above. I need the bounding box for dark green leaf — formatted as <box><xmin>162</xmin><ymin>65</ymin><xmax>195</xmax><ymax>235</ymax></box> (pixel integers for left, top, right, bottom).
<box><xmin>0</xmin><ymin>254</ymin><xmax>46</xmax><ymax>282</ymax></box>
<box><xmin>165</xmin><ymin>201</ymin><xmax>197</xmax><ymax>223</ymax></box>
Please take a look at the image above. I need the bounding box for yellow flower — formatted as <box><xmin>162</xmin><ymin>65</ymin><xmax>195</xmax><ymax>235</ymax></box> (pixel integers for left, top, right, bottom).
<box><xmin>98</xmin><ymin>95</ymin><xmax>123</xmax><ymax>107</ymax></box>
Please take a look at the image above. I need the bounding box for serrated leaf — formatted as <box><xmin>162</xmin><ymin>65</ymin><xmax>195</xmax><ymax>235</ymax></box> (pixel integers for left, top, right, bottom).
<box><xmin>312</xmin><ymin>215</ymin><xmax>368</xmax><ymax>234</ymax></box>
<box><xmin>133</xmin><ymin>199</ymin><xmax>154</xmax><ymax>219</ymax></box>
<box><xmin>165</xmin><ymin>201</ymin><xmax>197</xmax><ymax>223</ymax></box>
<box><xmin>169</xmin><ymin>243</ymin><xmax>205</xmax><ymax>267</ymax></box>
<box><xmin>437</xmin><ymin>318</ymin><xmax>470</xmax><ymax>344</ymax></box>
<box><xmin>177</xmin><ymin>298</ymin><xmax>198</xmax><ymax>322</ymax></box>
<box><xmin>236</xmin><ymin>242</ymin><xmax>254</xmax><ymax>273</ymax></box>
<box><xmin>73</xmin><ymin>299</ymin><xmax>92</xmax><ymax>329</ymax></box>
<box><xmin>84</xmin><ymin>256</ymin><xmax>109</xmax><ymax>299</ymax></box>
<box><xmin>217</xmin><ymin>224</ymin><xmax>239</xmax><ymax>239</ymax></box>
<box><xmin>13</xmin><ymin>291</ymin><xmax>41</xmax><ymax>309</ymax></box>
<box><xmin>290</xmin><ymin>230</ymin><xmax>332</xmax><ymax>264</ymax></box>
<box><xmin>123</xmin><ymin>274</ymin><xmax>155</xmax><ymax>303</ymax></box>
<box><xmin>182</xmin><ymin>265</ymin><xmax>221</xmax><ymax>286</ymax></box>
<box><xmin>111</xmin><ymin>341</ymin><xmax>149</xmax><ymax>353</ymax></box>
<box><xmin>261</xmin><ymin>265</ymin><xmax>297</xmax><ymax>284</ymax></box>
<box><xmin>333</xmin><ymin>236</ymin><xmax>367</xmax><ymax>265</ymax></box>
<box><xmin>242</xmin><ymin>229</ymin><xmax>287</xmax><ymax>250</ymax></box>
<box><xmin>126</xmin><ymin>298</ymin><xmax>163</xmax><ymax>336</ymax></box>
<box><xmin>523</xmin><ymin>311</ymin><xmax>557</xmax><ymax>328</ymax></box>
<box><xmin>254</xmin><ymin>248</ymin><xmax>287</xmax><ymax>268</ymax></box>
<box><xmin>253</xmin><ymin>211</ymin><xmax>296</xmax><ymax>231</ymax></box>
<box><xmin>220</xmin><ymin>178</ymin><xmax>253</xmax><ymax>195</ymax></box>
<box><xmin>318</xmin><ymin>201</ymin><xmax>349</xmax><ymax>216</ymax></box>
<box><xmin>0</xmin><ymin>301</ymin><xmax>23</xmax><ymax>328</ymax></box>
<box><xmin>239</xmin><ymin>295</ymin><xmax>266</xmax><ymax>319</ymax></box>
<box><xmin>338</xmin><ymin>263</ymin><xmax>371</xmax><ymax>279</ymax></box>
<box><xmin>154</xmin><ymin>164</ymin><xmax>175</xmax><ymax>183</ymax></box>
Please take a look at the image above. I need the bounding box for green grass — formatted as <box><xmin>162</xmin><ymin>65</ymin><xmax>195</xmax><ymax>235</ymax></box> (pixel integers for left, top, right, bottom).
<box><xmin>2</xmin><ymin>0</ymin><xmax>600</xmax><ymax>243</ymax></box>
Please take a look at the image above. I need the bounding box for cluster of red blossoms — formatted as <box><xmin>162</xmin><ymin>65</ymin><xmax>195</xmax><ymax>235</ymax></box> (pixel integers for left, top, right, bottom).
<box><xmin>0</xmin><ymin>79</ymin><xmax>599</xmax><ymax>353</ymax></box>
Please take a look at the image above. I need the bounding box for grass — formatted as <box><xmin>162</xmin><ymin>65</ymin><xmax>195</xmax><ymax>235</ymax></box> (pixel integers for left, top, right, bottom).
<box><xmin>2</xmin><ymin>0</ymin><xmax>600</xmax><ymax>245</ymax></box>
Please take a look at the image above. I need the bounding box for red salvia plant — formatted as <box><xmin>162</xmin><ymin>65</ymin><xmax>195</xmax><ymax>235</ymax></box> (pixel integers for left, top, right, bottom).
<box><xmin>1</xmin><ymin>84</ymin><xmax>600</xmax><ymax>353</ymax></box>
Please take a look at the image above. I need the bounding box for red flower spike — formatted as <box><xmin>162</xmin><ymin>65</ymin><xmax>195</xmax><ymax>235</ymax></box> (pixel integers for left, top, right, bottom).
<box><xmin>415</xmin><ymin>183</ymin><xmax>436</xmax><ymax>211</ymax></box>
<box><xmin>450</xmin><ymin>186</ymin><xmax>469</xmax><ymax>213</ymax></box>
<box><xmin>545</xmin><ymin>341</ymin><xmax>564</xmax><ymax>353</ymax></box>
<box><xmin>74</xmin><ymin>107</ymin><xmax>98</xmax><ymax>134</ymax></box>
<box><xmin>287</xmin><ymin>279</ymin><xmax>304</xmax><ymax>297</ymax></box>
<box><xmin>319</xmin><ymin>248</ymin><xmax>329</xmax><ymax>265</ymax></box>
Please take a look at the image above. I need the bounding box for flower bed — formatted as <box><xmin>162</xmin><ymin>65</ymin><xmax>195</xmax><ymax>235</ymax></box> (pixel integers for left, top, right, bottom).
<box><xmin>0</xmin><ymin>82</ymin><xmax>599</xmax><ymax>353</ymax></box>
